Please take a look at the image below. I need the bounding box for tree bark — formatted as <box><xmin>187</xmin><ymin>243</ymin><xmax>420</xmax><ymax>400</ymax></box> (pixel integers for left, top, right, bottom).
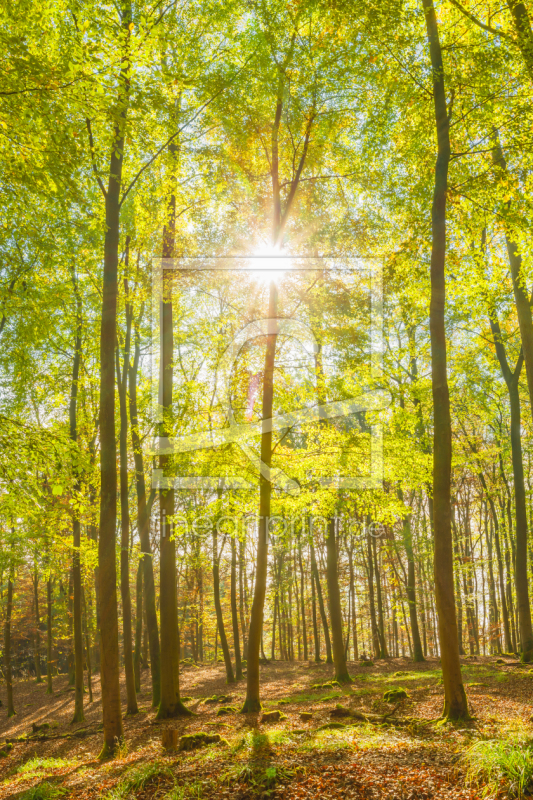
<box><xmin>422</xmin><ymin>0</ymin><xmax>468</xmax><ymax>718</ymax></box>
<box><xmin>213</xmin><ymin>528</ymin><xmax>235</xmax><ymax>684</ymax></box>
<box><xmin>70</xmin><ymin>268</ymin><xmax>84</xmax><ymax>723</ymax></box>
<box><xmin>116</xmin><ymin>284</ymin><xmax>138</xmax><ymax>714</ymax></box>
<box><xmin>33</xmin><ymin>569</ymin><xmax>42</xmax><ymax>683</ymax></box>
<box><xmin>134</xmin><ymin>559</ymin><xmax>143</xmax><ymax>693</ymax></box>
<box><xmin>46</xmin><ymin>575</ymin><xmax>53</xmax><ymax>695</ymax></box>
<box><xmin>230</xmin><ymin>534</ymin><xmax>243</xmax><ymax>679</ymax></box>
<box><xmin>489</xmin><ymin>310</ymin><xmax>533</xmax><ymax>660</ymax></box>
<box><xmin>4</xmin><ymin>561</ymin><xmax>15</xmax><ymax>717</ymax></box>
<box><xmin>298</xmin><ymin>536</ymin><xmax>308</xmax><ymax>661</ymax></box>
<box><xmin>96</xmin><ymin>1</ymin><xmax>132</xmax><ymax>754</ymax></box>
<box><xmin>242</xmin><ymin>281</ymin><xmax>277</xmax><ymax>712</ymax></box>
<box><xmin>326</xmin><ymin>518</ymin><xmax>352</xmax><ymax>682</ymax></box>
<box><xmin>129</xmin><ymin>330</ymin><xmax>160</xmax><ymax>705</ymax></box>
<box><xmin>311</xmin><ymin>537</ymin><xmax>333</xmax><ymax>663</ymax></box>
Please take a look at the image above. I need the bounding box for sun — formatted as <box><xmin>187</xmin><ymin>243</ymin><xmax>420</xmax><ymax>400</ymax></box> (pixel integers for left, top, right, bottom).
<box><xmin>249</xmin><ymin>244</ymin><xmax>291</xmax><ymax>284</ymax></box>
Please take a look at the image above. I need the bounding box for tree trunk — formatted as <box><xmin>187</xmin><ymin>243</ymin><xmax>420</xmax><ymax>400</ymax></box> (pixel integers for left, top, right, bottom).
<box><xmin>326</xmin><ymin>518</ymin><xmax>351</xmax><ymax>682</ymax></box>
<box><xmin>46</xmin><ymin>576</ymin><xmax>53</xmax><ymax>695</ymax></box>
<box><xmin>33</xmin><ymin>570</ymin><xmax>42</xmax><ymax>683</ymax></box>
<box><xmin>129</xmin><ymin>331</ymin><xmax>160</xmax><ymax>705</ymax></box>
<box><xmin>242</xmin><ymin>281</ymin><xmax>277</xmax><ymax>712</ymax></box>
<box><xmin>372</xmin><ymin>535</ymin><xmax>388</xmax><ymax>658</ymax></box>
<box><xmin>398</xmin><ymin>491</ymin><xmax>424</xmax><ymax>661</ymax></box>
<box><xmin>422</xmin><ymin>0</ymin><xmax>468</xmax><ymax>719</ymax></box>
<box><xmin>298</xmin><ymin>537</ymin><xmax>308</xmax><ymax>661</ymax></box>
<box><xmin>239</xmin><ymin>536</ymin><xmax>248</xmax><ymax>660</ymax></box>
<box><xmin>4</xmin><ymin>562</ymin><xmax>15</xmax><ymax>717</ymax></box>
<box><xmin>134</xmin><ymin>560</ymin><xmax>143</xmax><ymax>693</ymax></box>
<box><xmin>489</xmin><ymin>310</ymin><xmax>533</xmax><ymax>660</ymax></box>
<box><xmin>157</xmin><ymin>154</ymin><xmax>189</xmax><ymax>719</ymax></box>
<box><xmin>70</xmin><ymin>270</ymin><xmax>85</xmax><ymax>723</ymax></box>
<box><xmin>213</xmin><ymin>527</ymin><xmax>235</xmax><ymax>684</ymax></box>
<box><xmin>116</xmin><ymin>267</ymin><xmax>138</xmax><ymax>714</ymax></box>
<box><xmin>366</xmin><ymin>529</ymin><xmax>381</xmax><ymax>659</ymax></box>
<box><xmin>97</xmin><ymin>2</ymin><xmax>132</xmax><ymax>754</ymax></box>
<box><xmin>230</xmin><ymin>534</ymin><xmax>243</xmax><ymax>679</ymax></box>
<box><xmin>83</xmin><ymin>585</ymin><xmax>94</xmax><ymax>703</ymax></box>
<box><xmin>311</xmin><ymin>538</ymin><xmax>333</xmax><ymax>663</ymax></box>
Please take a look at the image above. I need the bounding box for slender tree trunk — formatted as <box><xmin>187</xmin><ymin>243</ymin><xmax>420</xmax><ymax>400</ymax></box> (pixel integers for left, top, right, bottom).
<box><xmin>70</xmin><ymin>271</ymin><xmax>85</xmax><ymax>723</ymax></box>
<box><xmin>373</xmin><ymin>536</ymin><xmax>388</xmax><ymax>657</ymax></box>
<box><xmin>83</xmin><ymin>585</ymin><xmax>93</xmax><ymax>703</ymax></box>
<box><xmin>326</xmin><ymin>518</ymin><xmax>351</xmax><ymax>681</ymax></box>
<box><xmin>46</xmin><ymin>576</ymin><xmax>53</xmax><ymax>694</ymax></box>
<box><xmin>298</xmin><ymin>537</ymin><xmax>308</xmax><ymax>661</ymax></box>
<box><xmin>489</xmin><ymin>311</ymin><xmax>533</xmax><ymax>660</ymax></box>
<box><xmin>230</xmin><ymin>534</ymin><xmax>243</xmax><ymax>679</ymax></box>
<box><xmin>33</xmin><ymin>570</ymin><xmax>42</xmax><ymax>683</ymax></box>
<box><xmin>311</xmin><ymin>537</ymin><xmax>333</xmax><ymax>663</ymax></box>
<box><xmin>129</xmin><ymin>332</ymin><xmax>160</xmax><ymax>705</ymax></box>
<box><xmin>239</xmin><ymin>536</ymin><xmax>248</xmax><ymax>660</ymax></box>
<box><xmin>366</xmin><ymin>529</ymin><xmax>381</xmax><ymax>658</ymax></box>
<box><xmin>422</xmin><ymin>0</ymin><xmax>468</xmax><ymax>718</ymax></box>
<box><xmin>398</xmin><ymin>491</ymin><xmax>424</xmax><ymax>661</ymax></box>
<box><xmin>157</xmin><ymin>142</ymin><xmax>189</xmax><ymax>719</ymax></box>
<box><xmin>116</xmin><ymin>270</ymin><xmax>138</xmax><ymax>714</ymax></box>
<box><xmin>96</xmin><ymin>2</ymin><xmax>132</xmax><ymax>754</ymax></box>
<box><xmin>348</xmin><ymin>543</ymin><xmax>359</xmax><ymax>660</ymax></box>
<box><xmin>242</xmin><ymin>281</ymin><xmax>277</xmax><ymax>712</ymax></box>
<box><xmin>4</xmin><ymin>562</ymin><xmax>15</xmax><ymax>717</ymax></box>
<box><xmin>213</xmin><ymin>528</ymin><xmax>235</xmax><ymax>683</ymax></box>
<box><xmin>134</xmin><ymin>560</ymin><xmax>142</xmax><ymax>693</ymax></box>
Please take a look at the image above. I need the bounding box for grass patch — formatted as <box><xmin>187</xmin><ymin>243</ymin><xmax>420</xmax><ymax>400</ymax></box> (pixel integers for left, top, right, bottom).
<box><xmin>105</xmin><ymin>761</ymin><xmax>174</xmax><ymax>799</ymax></box>
<box><xmin>463</xmin><ymin>733</ymin><xmax>533</xmax><ymax>798</ymax></box>
<box><xmin>19</xmin><ymin>782</ymin><xmax>66</xmax><ymax>800</ymax></box>
<box><xmin>17</xmin><ymin>758</ymin><xmax>72</xmax><ymax>777</ymax></box>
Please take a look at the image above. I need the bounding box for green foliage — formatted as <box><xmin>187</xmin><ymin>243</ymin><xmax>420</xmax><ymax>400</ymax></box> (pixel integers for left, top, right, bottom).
<box><xmin>105</xmin><ymin>762</ymin><xmax>173</xmax><ymax>799</ymax></box>
<box><xmin>463</xmin><ymin>736</ymin><xmax>533</xmax><ymax>798</ymax></box>
<box><xmin>20</xmin><ymin>783</ymin><xmax>65</xmax><ymax>800</ymax></box>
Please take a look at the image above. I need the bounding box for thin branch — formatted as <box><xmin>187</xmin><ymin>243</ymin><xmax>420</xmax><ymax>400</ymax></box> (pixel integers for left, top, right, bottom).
<box><xmin>447</xmin><ymin>0</ymin><xmax>513</xmax><ymax>40</ymax></box>
<box><xmin>85</xmin><ymin>118</ymin><xmax>107</xmax><ymax>199</ymax></box>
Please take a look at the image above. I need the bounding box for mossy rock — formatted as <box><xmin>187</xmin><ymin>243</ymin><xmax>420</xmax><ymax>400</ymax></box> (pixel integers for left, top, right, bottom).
<box><xmin>330</xmin><ymin>704</ymin><xmax>352</xmax><ymax>718</ymax></box>
<box><xmin>181</xmin><ymin>696</ymin><xmax>194</xmax><ymax>703</ymax></box>
<box><xmin>360</xmin><ymin>660</ymin><xmax>374</xmax><ymax>667</ymax></box>
<box><xmin>277</xmin><ymin>699</ymin><xmax>291</xmax><ymax>705</ymax></box>
<box><xmin>311</xmin><ymin>681</ymin><xmax>340</xmax><ymax>690</ymax></box>
<box><xmin>299</xmin><ymin>711</ymin><xmax>313</xmax><ymax>720</ymax></box>
<box><xmin>178</xmin><ymin>732</ymin><xmax>227</xmax><ymax>752</ymax></box>
<box><xmin>318</xmin><ymin>722</ymin><xmax>346</xmax><ymax>730</ymax></box>
<box><xmin>216</xmin><ymin>706</ymin><xmax>237</xmax><ymax>716</ymax></box>
<box><xmin>261</xmin><ymin>710</ymin><xmax>286</xmax><ymax>724</ymax></box>
<box><xmin>393</xmin><ymin>671</ymin><xmax>408</xmax><ymax>677</ymax></box>
<box><xmin>31</xmin><ymin>722</ymin><xmax>50</xmax><ymax>733</ymax></box>
<box><xmin>383</xmin><ymin>688</ymin><xmax>409</xmax><ymax>703</ymax></box>
<box><xmin>241</xmin><ymin>660</ymin><xmax>247</xmax><ymax>667</ymax></box>
<box><xmin>205</xmin><ymin>694</ymin><xmax>233</xmax><ymax>704</ymax></box>
<box><xmin>0</xmin><ymin>743</ymin><xmax>13</xmax><ymax>757</ymax></box>
<box><xmin>496</xmin><ymin>658</ymin><xmax>505</xmax><ymax>664</ymax></box>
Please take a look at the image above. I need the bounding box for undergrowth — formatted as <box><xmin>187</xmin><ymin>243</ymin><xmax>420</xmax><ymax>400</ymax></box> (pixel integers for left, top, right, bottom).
<box><xmin>463</xmin><ymin>729</ymin><xmax>533</xmax><ymax>798</ymax></box>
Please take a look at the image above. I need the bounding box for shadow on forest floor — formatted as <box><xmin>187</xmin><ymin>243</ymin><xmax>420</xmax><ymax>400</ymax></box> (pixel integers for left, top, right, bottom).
<box><xmin>0</xmin><ymin>656</ymin><xmax>530</xmax><ymax>799</ymax></box>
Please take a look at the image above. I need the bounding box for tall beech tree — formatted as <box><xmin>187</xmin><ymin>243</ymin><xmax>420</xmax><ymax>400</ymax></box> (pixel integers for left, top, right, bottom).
<box><xmin>422</xmin><ymin>0</ymin><xmax>468</xmax><ymax>719</ymax></box>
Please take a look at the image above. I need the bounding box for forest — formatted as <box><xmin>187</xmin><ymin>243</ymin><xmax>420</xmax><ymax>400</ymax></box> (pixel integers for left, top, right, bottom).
<box><xmin>1</xmin><ymin>0</ymin><xmax>533</xmax><ymax>797</ymax></box>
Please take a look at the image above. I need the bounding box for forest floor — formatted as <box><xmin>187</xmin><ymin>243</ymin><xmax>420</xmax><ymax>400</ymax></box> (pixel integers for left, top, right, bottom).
<box><xmin>0</xmin><ymin>655</ymin><xmax>532</xmax><ymax>799</ymax></box>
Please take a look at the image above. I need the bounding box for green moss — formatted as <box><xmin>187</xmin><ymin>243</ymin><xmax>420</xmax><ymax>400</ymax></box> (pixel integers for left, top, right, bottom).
<box><xmin>217</xmin><ymin>706</ymin><xmax>237</xmax><ymax>716</ymax></box>
<box><xmin>178</xmin><ymin>732</ymin><xmax>227</xmax><ymax>752</ymax></box>
<box><xmin>383</xmin><ymin>688</ymin><xmax>409</xmax><ymax>702</ymax></box>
